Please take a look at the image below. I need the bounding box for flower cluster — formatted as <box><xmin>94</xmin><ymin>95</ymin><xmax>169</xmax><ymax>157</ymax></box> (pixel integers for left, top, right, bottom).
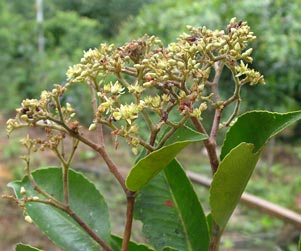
<box><xmin>8</xmin><ymin>18</ymin><xmax>265</xmax><ymax>152</ymax></box>
<box><xmin>7</xmin><ymin>85</ymin><xmax>77</xmax><ymax>136</ymax></box>
<box><xmin>235</xmin><ymin>61</ymin><xmax>265</xmax><ymax>85</ymax></box>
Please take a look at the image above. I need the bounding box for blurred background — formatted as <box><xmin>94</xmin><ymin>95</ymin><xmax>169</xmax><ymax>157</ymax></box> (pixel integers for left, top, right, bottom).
<box><xmin>0</xmin><ymin>0</ymin><xmax>300</xmax><ymax>250</ymax></box>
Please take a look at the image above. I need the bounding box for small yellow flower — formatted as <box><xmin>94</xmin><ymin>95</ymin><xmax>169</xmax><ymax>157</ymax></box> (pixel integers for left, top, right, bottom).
<box><xmin>128</xmin><ymin>82</ymin><xmax>144</xmax><ymax>94</ymax></box>
<box><xmin>66</xmin><ymin>64</ymin><xmax>83</xmax><ymax>80</ymax></box>
<box><xmin>113</xmin><ymin>111</ymin><xmax>122</xmax><ymax>120</ymax></box>
<box><xmin>152</xmin><ymin>96</ymin><xmax>161</xmax><ymax>108</ymax></box>
<box><xmin>162</xmin><ymin>94</ymin><xmax>170</xmax><ymax>103</ymax></box>
<box><xmin>110</xmin><ymin>81</ymin><xmax>124</xmax><ymax>95</ymax></box>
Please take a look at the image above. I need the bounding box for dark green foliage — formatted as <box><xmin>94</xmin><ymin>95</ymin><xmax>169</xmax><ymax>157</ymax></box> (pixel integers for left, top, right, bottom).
<box><xmin>44</xmin><ymin>11</ymin><xmax>102</xmax><ymax>55</ymax></box>
<box><xmin>135</xmin><ymin>160</ymin><xmax>209</xmax><ymax>251</ymax></box>
<box><xmin>9</xmin><ymin>167</ymin><xmax>111</xmax><ymax>251</ymax></box>
<box><xmin>43</xmin><ymin>0</ymin><xmax>154</xmax><ymax>38</ymax></box>
<box><xmin>221</xmin><ymin>111</ymin><xmax>301</xmax><ymax>159</ymax></box>
<box><xmin>211</xmin><ymin>110</ymin><xmax>301</xmax><ymax>229</ymax></box>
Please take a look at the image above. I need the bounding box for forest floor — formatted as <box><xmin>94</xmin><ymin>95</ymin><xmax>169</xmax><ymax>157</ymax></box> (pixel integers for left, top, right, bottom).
<box><xmin>0</xmin><ymin>114</ymin><xmax>300</xmax><ymax>251</ymax></box>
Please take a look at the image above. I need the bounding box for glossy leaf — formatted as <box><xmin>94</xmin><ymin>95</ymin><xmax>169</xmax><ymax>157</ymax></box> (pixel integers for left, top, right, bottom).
<box><xmin>221</xmin><ymin>110</ymin><xmax>301</xmax><ymax>160</ymax></box>
<box><xmin>126</xmin><ymin>127</ymin><xmax>207</xmax><ymax>191</ymax></box>
<box><xmin>211</xmin><ymin>110</ymin><xmax>301</xmax><ymax>228</ymax></box>
<box><xmin>110</xmin><ymin>235</ymin><xmax>154</xmax><ymax>251</ymax></box>
<box><xmin>16</xmin><ymin>244</ymin><xmax>44</xmax><ymax>251</ymax></box>
<box><xmin>135</xmin><ymin>159</ymin><xmax>209</xmax><ymax>251</ymax></box>
<box><xmin>210</xmin><ymin>143</ymin><xmax>261</xmax><ymax>228</ymax></box>
<box><xmin>8</xmin><ymin>167</ymin><xmax>111</xmax><ymax>251</ymax></box>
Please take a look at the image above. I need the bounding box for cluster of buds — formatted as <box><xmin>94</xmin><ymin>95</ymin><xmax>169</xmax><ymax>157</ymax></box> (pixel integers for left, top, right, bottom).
<box><xmin>7</xmin><ymin>84</ymin><xmax>78</xmax><ymax>135</ymax></box>
<box><xmin>235</xmin><ymin>61</ymin><xmax>265</xmax><ymax>85</ymax></box>
<box><xmin>8</xmin><ymin>18</ymin><xmax>265</xmax><ymax>152</ymax></box>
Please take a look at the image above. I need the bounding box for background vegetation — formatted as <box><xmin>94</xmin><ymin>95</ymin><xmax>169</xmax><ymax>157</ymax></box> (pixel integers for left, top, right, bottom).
<box><xmin>1</xmin><ymin>0</ymin><xmax>301</xmax><ymax>117</ymax></box>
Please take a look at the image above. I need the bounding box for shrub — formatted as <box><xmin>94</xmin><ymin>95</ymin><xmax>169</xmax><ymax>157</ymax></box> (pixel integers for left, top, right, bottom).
<box><xmin>4</xmin><ymin>18</ymin><xmax>301</xmax><ymax>251</ymax></box>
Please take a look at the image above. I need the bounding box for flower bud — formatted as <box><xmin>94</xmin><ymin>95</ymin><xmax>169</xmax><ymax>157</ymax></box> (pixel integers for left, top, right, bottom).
<box><xmin>32</xmin><ymin>196</ymin><xmax>40</xmax><ymax>201</ymax></box>
<box><xmin>245</xmin><ymin>56</ymin><xmax>253</xmax><ymax>63</ymax></box>
<box><xmin>25</xmin><ymin>215</ymin><xmax>33</xmax><ymax>224</ymax></box>
<box><xmin>20</xmin><ymin>186</ymin><xmax>26</xmax><ymax>195</ymax></box>
<box><xmin>234</xmin><ymin>42</ymin><xmax>241</xmax><ymax>51</ymax></box>
<box><xmin>205</xmin><ymin>44</ymin><xmax>213</xmax><ymax>51</ymax></box>
<box><xmin>20</xmin><ymin>115</ymin><xmax>28</xmax><ymax>121</ymax></box>
<box><xmin>177</xmin><ymin>61</ymin><xmax>185</xmax><ymax>69</ymax></box>
<box><xmin>143</xmin><ymin>81</ymin><xmax>153</xmax><ymax>88</ymax></box>
<box><xmin>88</xmin><ymin>123</ymin><xmax>97</xmax><ymax>131</ymax></box>
<box><xmin>134</xmin><ymin>64</ymin><xmax>144</xmax><ymax>70</ymax></box>
<box><xmin>168</xmin><ymin>59</ymin><xmax>177</xmax><ymax>66</ymax></box>
<box><xmin>243</xmin><ymin>48</ymin><xmax>253</xmax><ymax>56</ymax></box>
<box><xmin>132</xmin><ymin>147</ymin><xmax>139</xmax><ymax>155</ymax></box>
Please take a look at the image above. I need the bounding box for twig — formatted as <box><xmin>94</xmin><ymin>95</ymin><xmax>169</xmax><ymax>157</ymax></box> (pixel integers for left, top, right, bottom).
<box><xmin>224</xmin><ymin>96</ymin><xmax>241</xmax><ymax>127</ymax></box>
<box><xmin>222</xmin><ymin>66</ymin><xmax>241</xmax><ymax>108</ymax></box>
<box><xmin>190</xmin><ymin>117</ymin><xmax>219</xmax><ymax>174</ymax></box>
<box><xmin>53</xmin><ymin>96</ymin><xmax>65</xmax><ymax>123</ymax></box>
<box><xmin>121</xmin><ymin>191</ymin><xmax>136</xmax><ymax>251</ymax></box>
<box><xmin>187</xmin><ymin>171</ymin><xmax>301</xmax><ymax>230</ymax></box>
<box><xmin>156</xmin><ymin>115</ymin><xmax>188</xmax><ymax>149</ymax></box>
<box><xmin>22</xmin><ymin>143</ymin><xmax>113</xmax><ymax>250</ymax></box>
<box><xmin>209</xmin><ymin>62</ymin><xmax>224</xmax><ymax>140</ymax></box>
<box><xmin>46</xmin><ymin>116</ymin><xmax>127</xmax><ymax>193</ymax></box>
<box><xmin>67</xmin><ymin>207</ymin><xmax>113</xmax><ymax>251</ymax></box>
<box><xmin>89</xmin><ymin>83</ymin><xmax>104</xmax><ymax>147</ymax></box>
<box><xmin>141</xmin><ymin>109</ymin><xmax>154</xmax><ymax>132</ymax></box>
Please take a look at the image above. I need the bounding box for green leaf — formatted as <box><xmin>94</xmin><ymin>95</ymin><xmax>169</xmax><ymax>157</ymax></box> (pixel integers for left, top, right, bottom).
<box><xmin>210</xmin><ymin>143</ymin><xmax>261</xmax><ymax>228</ymax></box>
<box><xmin>163</xmin><ymin>125</ymin><xmax>207</xmax><ymax>145</ymax></box>
<box><xmin>135</xmin><ymin>159</ymin><xmax>210</xmax><ymax>251</ymax></box>
<box><xmin>211</xmin><ymin>110</ymin><xmax>301</xmax><ymax>229</ymax></box>
<box><xmin>299</xmin><ymin>235</ymin><xmax>301</xmax><ymax>251</ymax></box>
<box><xmin>16</xmin><ymin>243</ymin><xmax>44</xmax><ymax>251</ymax></box>
<box><xmin>206</xmin><ymin>213</ymin><xmax>213</xmax><ymax>237</ymax></box>
<box><xmin>110</xmin><ymin>235</ymin><xmax>154</xmax><ymax>251</ymax></box>
<box><xmin>163</xmin><ymin>248</ymin><xmax>178</xmax><ymax>251</ymax></box>
<box><xmin>221</xmin><ymin>110</ymin><xmax>301</xmax><ymax>160</ymax></box>
<box><xmin>126</xmin><ymin>127</ymin><xmax>207</xmax><ymax>191</ymax></box>
<box><xmin>8</xmin><ymin>167</ymin><xmax>111</xmax><ymax>251</ymax></box>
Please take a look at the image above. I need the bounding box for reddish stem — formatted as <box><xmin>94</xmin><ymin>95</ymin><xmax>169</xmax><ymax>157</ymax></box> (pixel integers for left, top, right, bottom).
<box><xmin>121</xmin><ymin>191</ymin><xmax>136</xmax><ymax>251</ymax></box>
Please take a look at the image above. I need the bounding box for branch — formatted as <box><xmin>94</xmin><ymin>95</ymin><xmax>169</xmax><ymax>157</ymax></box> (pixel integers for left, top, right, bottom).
<box><xmin>187</xmin><ymin>171</ymin><xmax>301</xmax><ymax>230</ymax></box>
<box><xmin>209</xmin><ymin>62</ymin><xmax>224</xmax><ymax>140</ymax></box>
<box><xmin>190</xmin><ymin>117</ymin><xmax>219</xmax><ymax>174</ymax></box>
<box><xmin>156</xmin><ymin>115</ymin><xmax>188</xmax><ymax>149</ymax></box>
<box><xmin>21</xmin><ymin>142</ymin><xmax>113</xmax><ymax>250</ymax></box>
<box><xmin>222</xmin><ymin>66</ymin><xmax>241</xmax><ymax>108</ymax></box>
<box><xmin>67</xmin><ymin>207</ymin><xmax>113</xmax><ymax>251</ymax></box>
<box><xmin>223</xmin><ymin>96</ymin><xmax>241</xmax><ymax>127</ymax></box>
<box><xmin>121</xmin><ymin>191</ymin><xmax>136</xmax><ymax>251</ymax></box>
<box><xmin>89</xmin><ymin>83</ymin><xmax>104</xmax><ymax>147</ymax></box>
<box><xmin>46</xmin><ymin>116</ymin><xmax>127</xmax><ymax>193</ymax></box>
